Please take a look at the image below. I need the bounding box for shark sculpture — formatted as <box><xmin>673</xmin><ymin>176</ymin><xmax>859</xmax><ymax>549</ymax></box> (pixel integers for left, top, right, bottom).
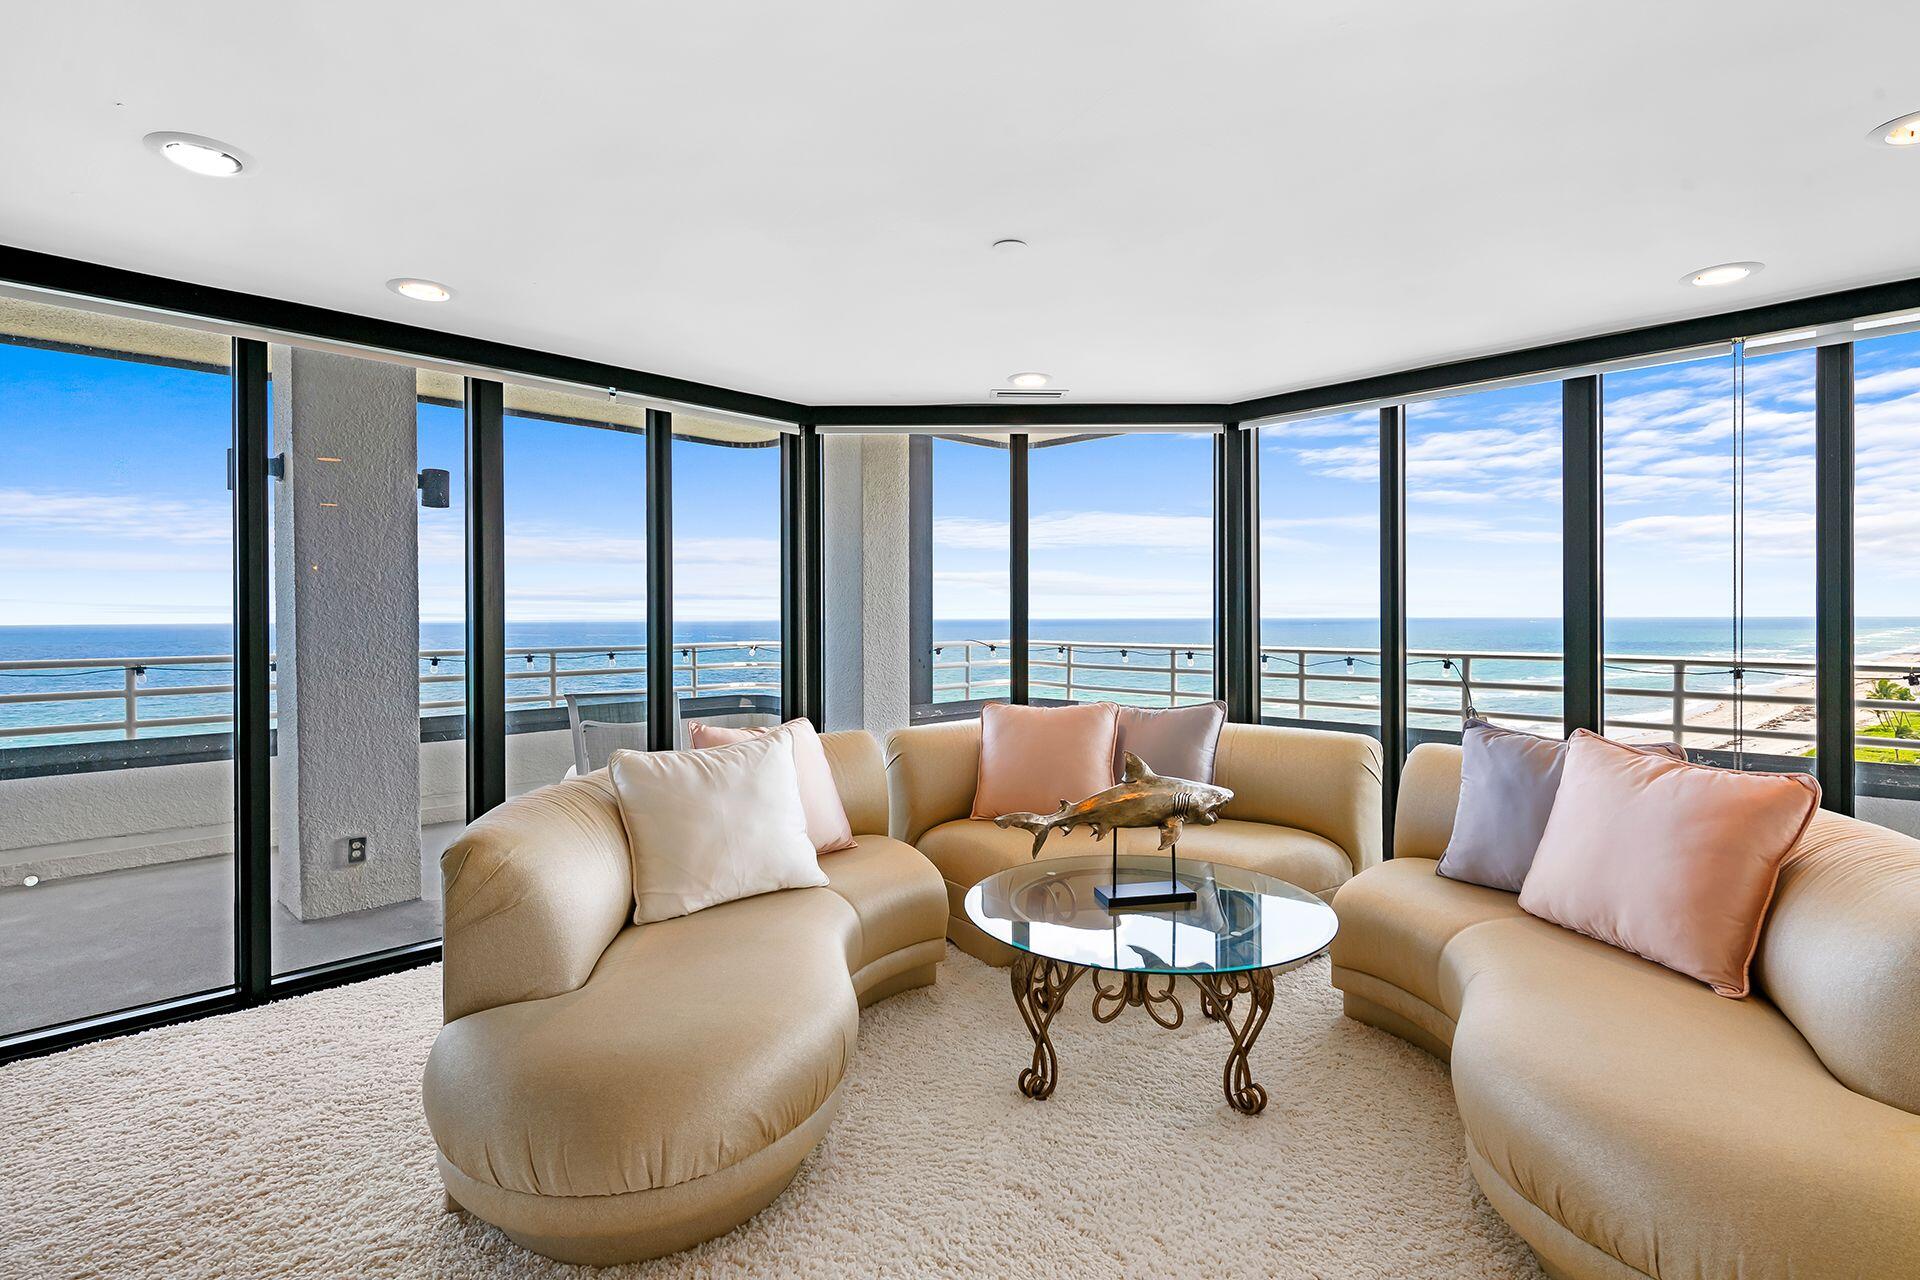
<box><xmin>993</xmin><ymin>753</ymin><xmax>1235</xmax><ymax>858</ymax></box>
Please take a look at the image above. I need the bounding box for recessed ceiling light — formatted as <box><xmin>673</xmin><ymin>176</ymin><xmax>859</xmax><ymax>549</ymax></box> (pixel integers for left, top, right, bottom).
<box><xmin>387</xmin><ymin>277</ymin><xmax>453</xmax><ymax>303</ymax></box>
<box><xmin>1868</xmin><ymin>110</ymin><xmax>1920</xmax><ymax>147</ymax></box>
<box><xmin>143</xmin><ymin>131</ymin><xmax>247</xmax><ymax>176</ymax></box>
<box><xmin>1682</xmin><ymin>261</ymin><xmax>1763</xmax><ymax>288</ymax></box>
<box><xmin>1008</xmin><ymin>372</ymin><xmax>1050</xmax><ymax>388</ymax></box>
<box><xmin>991</xmin><ymin>238</ymin><xmax>1028</xmax><ymax>251</ymax></box>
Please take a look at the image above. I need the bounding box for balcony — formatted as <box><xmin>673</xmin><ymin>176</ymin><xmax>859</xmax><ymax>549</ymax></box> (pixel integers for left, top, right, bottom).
<box><xmin>0</xmin><ymin>641</ymin><xmax>782</xmax><ymax>1038</ymax></box>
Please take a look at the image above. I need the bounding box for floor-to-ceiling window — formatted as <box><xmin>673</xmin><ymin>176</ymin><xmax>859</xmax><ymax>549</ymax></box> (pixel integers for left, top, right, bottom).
<box><xmin>1257</xmin><ymin>411</ymin><xmax>1381</xmax><ymax>730</ymax></box>
<box><xmin>925</xmin><ymin>433</ymin><xmax>1011</xmax><ymax>709</ymax></box>
<box><xmin>266</xmin><ymin>350</ymin><xmax>462</xmax><ymax>974</ymax></box>
<box><xmin>0</xmin><ymin>299</ymin><xmax>235</xmax><ymax>1036</ymax></box>
<box><xmin>1853</xmin><ymin>327</ymin><xmax>1920</xmax><ymax>835</ymax></box>
<box><xmin>1404</xmin><ymin>383</ymin><xmax>1564</xmax><ymax>745</ymax></box>
<box><xmin>502</xmin><ymin>385</ymin><xmax>648</xmax><ymax>794</ymax></box>
<box><xmin>1601</xmin><ymin>346</ymin><xmax>1818</xmax><ymax>768</ymax></box>
<box><xmin>1027</xmin><ymin>431</ymin><xmax>1214</xmax><ymax>707</ymax></box>
<box><xmin>672</xmin><ymin>418</ymin><xmax>783</xmax><ymax>738</ymax></box>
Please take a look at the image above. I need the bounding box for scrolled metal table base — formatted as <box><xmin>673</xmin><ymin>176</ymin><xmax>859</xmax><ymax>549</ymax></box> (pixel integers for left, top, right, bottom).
<box><xmin>1008</xmin><ymin>955</ymin><xmax>1276</xmax><ymax>1115</ymax></box>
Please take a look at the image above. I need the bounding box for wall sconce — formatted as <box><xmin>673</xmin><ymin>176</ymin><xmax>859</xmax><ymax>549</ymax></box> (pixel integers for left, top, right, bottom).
<box><xmin>417</xmin><ymin>469</ymin><xmax>451</xmax><ymax>508</ymax></box>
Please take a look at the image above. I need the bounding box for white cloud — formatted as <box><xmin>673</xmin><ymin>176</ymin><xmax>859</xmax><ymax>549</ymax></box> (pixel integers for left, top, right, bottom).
<box><xmin>936</xmin><ymin>511</ymin><xmax>1209</xmax><ymax>552</ymax></box>
<box><xmin>0</xmin><ymin>488</ymin><xmax>230</xmax><ymax>543</ymax></box>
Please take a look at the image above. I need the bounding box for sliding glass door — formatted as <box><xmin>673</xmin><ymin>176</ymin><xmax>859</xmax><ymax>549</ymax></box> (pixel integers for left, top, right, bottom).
<box><xmin>1853</xmin><ymin>329</ymin><xmax>1920</xmax><ymax>835</ymax></box>
<box><xmin>0</xmin><ymin>299</ymin><xmax>235</xmax><ymax>1036</ymax></box>
<box><xmin>1601</xmin><ymin>347</ymin><xmax>1818</xmax><ymax>772</ymax></box>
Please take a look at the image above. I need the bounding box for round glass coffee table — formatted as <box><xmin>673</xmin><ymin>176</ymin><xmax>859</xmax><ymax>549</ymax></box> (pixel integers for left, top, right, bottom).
<box><xmin>964</xmin><ymin>852</ymin><xmax>1338</xmax><ymax>1115</ymax></box>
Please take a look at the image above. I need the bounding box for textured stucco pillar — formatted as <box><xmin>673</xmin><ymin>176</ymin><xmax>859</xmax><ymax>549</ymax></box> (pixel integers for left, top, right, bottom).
<box><xmin>271</xmin><ymin>345</ymin><xmax>422</xmax><ymax>920</ymax></box>
<box><xmin>823</xmin><ymin>434</ymin><xmax>912</xmax><ymax>736</ymax></box>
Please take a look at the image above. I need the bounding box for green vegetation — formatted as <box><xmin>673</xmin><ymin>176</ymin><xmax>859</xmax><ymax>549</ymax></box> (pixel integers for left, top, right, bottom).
<box><xmin>1860</xmin><ymin>679</ymin><xmax>1920</xmax><ymax>764</ymax></box>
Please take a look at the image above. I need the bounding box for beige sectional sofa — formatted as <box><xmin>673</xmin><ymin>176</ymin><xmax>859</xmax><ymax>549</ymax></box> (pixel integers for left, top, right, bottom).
<box><xmin>422</xmin><ymin>730</ymin><xmax>947</xmax><ymax>1265</ymax></box>
<box><xmin>1332</xmin><ymin>742</ymin><xmax>1920</xmax><ymax>1280</ymax></box>
<box><xmin>888</xmin><ymin>718</ymin><xmax>1383</xmax><ymax>964</ymax></box>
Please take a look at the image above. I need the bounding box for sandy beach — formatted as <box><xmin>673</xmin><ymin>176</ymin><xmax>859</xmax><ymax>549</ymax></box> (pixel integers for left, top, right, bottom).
<box><xmin>1608</xmin><ymin>649</ymin><xmax>1920</xmax><ymax>755</ymax></box>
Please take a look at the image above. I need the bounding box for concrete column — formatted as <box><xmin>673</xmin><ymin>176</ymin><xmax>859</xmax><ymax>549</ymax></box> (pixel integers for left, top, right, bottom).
<box><xmin>822</xmin><ymin>434</ymin><xmax>913</xmax><ymax>736</ymax></box>
<box><xmin>271</xmin><ymin>345</ymin><xmax>422</xmax><ymax>920</ymax></box>
<box><xmin>822</xmin><ymin>433</ymin><xmax>864</xmax><ymax>732</ymax></box>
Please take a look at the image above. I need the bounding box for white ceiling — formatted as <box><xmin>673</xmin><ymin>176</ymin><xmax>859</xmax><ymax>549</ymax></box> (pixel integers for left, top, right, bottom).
<box><xmin>3</xmin><ymin>2</ymin><xmax>1918</xmax><ymax>407</ymax></box>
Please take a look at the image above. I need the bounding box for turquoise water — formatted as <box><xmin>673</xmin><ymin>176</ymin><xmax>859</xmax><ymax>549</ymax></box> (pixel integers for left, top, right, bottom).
<box><xmin>5</xmin><ymin>618</ymin><xmax>1919</xmax><ymax>746</ymax></box>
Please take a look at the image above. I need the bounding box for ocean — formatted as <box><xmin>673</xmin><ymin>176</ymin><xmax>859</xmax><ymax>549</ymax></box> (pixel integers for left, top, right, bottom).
<box><xmin>4</xmin><ymin>618</ymin><xmax>1919</xmax><ymax>747</ymax></box>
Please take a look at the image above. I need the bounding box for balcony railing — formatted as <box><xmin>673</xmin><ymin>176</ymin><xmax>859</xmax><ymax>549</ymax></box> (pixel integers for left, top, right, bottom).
<box><xmin>927</xmin><ymin>640</ymin><xmax>1920</xmax><ymax>759</ymax></box>
<box><xmin>7</xmin><ymin>636</ymin><xmax>1919</xmax><ymax>761</ymax></box>
<box><xmin>0</xmin><ymin>642</ymin><xmax>782</xmax><ymax>745</ymax></box>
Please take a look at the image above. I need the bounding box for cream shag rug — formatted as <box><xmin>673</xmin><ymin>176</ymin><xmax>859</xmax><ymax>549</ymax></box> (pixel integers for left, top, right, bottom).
<box><xmin>0</xmin><ymin>948</ymin><xmax>1542</xmax><ymax>1280</ymax></box>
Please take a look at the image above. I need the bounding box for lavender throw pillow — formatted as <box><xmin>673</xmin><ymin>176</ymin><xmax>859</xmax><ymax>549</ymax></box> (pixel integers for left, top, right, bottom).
<box><xmin>1112</xmin><ymin>701</ymin><xmax>1227</xmax><ymax>783</ymax></box>
<box><xmin>1436</xmin><ymin>719</ymin><xmax>1683</xmax><ymax>893</ymax></box>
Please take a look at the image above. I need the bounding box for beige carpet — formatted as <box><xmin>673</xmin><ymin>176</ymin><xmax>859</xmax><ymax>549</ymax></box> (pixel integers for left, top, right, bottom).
<box><xmin>0</xmin><ymin>947</ymin><xmax>1542</xmax><ymax>1280</ymax></box>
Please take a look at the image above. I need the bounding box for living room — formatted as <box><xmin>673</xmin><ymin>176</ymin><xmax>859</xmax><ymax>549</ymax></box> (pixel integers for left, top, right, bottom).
<box><xmin>2</xmin><ymin>5</ymin><xmax>1917</xmax><ymax>1278</ymax></box>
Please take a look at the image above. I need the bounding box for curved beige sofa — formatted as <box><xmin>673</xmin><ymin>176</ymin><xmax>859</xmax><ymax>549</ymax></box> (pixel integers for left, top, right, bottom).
<box><xmin>888</xmin><ymin>717</ymin><xmax>1382</xmax><ymax>964</ymax></box>
<box><xmin>1332</xmin><ymin>743</ymin><xmax>1920</xmax><ymax>1280</ymax></box>
<box><xmin>422</xmin><ymin>730</ymin><xmax>947</xmax><ymax>1265</ymax></box>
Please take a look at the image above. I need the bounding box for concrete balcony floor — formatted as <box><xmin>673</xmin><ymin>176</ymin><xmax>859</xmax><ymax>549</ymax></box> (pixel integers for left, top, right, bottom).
<box><xmin>0</xmin><ymin>822</ymin><xmax>460</xmax><ymax>1038</ymax></box>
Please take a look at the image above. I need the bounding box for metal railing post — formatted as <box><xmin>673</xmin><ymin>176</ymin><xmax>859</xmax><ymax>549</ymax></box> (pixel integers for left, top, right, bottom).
<box><xmin>1295</xmin><ymin>650</ymin><xmax>1306</xmax><ymax>721</ymax></box>
<box><xmin>1063</xmin><ymin>645</ymin><xmax>1074</xmax><ymax>703</ymax></box>
<box><xmin>1459</xmin><ymin>655</ymin><xmax>1473</xmax><ymax>723</ymax></box>
<box><xmin>1670</xmin><ymin>661</ymin><xmax>1687</xmax><ymax>747</ymax></box>
<box><xmin>123</xmin><ymin>664</ymin><xmax>138</xmax><ymax>739</ymax></box>
<box><xmin>546</xmin><ymin>651</ymin><xmax>560</xmax><ymax>709</ymax></box>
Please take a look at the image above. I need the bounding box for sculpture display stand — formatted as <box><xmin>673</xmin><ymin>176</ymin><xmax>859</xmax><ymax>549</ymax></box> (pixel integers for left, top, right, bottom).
<box><xmin>1092</xmin><ymin>828</ymin><xmax>1198</xmax><ymax>910</ymax></box>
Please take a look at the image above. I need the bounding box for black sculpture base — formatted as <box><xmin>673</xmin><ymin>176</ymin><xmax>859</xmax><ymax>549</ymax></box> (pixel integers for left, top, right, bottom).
<box><xmin>1094</xmin><ymin>879</ymin><xmax>1199</xmax><ymax>910</ymax></box>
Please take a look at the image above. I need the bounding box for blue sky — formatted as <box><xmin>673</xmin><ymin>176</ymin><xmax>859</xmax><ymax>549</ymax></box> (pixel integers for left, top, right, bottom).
<box><xmin>500</xmin><ymin>408</ymin><xmax>782</xmax><ymax>624</ymax></box>
<box><xmin>931</xmin><ymin>432</ymin><xmax>1216</xmax><ymax>622</ymax></box>
<box><xmin>5</xmin><ymin>329</ymin><xmax>1920</xmax><ymax>629</ymax></box>
<box><xmin>1251</xmin><ymin>331</ymin><xmax>1920</xmax><ymax>623</ymax></box>
<box><xmin>0</xmin><ymin>343</ymin><xmax>780</xmax><ymax>626</ymax></box>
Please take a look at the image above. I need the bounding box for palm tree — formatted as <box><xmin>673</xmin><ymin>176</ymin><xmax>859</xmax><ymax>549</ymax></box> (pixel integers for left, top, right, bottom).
<box><xmin>1866</xmin><ymin>678</ymin><xmax>1914</xmax><ymax>730</ymax></box>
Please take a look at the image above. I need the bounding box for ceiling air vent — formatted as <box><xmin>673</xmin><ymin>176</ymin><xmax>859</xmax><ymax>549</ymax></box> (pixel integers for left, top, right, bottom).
<box><xmin>989</xmin><ymin>387</ymin><xmax>1068</xmax><ymax>399</ymax></box>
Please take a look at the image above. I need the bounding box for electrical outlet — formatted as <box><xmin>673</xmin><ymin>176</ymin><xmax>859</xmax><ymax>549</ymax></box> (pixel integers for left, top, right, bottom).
<box><xmin>346</xmin><ymin>836</ymin><xmax>368</xmax><ymax>864</ymax></box>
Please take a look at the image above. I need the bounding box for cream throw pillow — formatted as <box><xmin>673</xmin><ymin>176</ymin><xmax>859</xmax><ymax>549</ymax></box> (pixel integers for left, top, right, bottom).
<box><xmin>608</xmin><ymin>733</ymin><xmax>827</xmax><ymax>925</ymax></box>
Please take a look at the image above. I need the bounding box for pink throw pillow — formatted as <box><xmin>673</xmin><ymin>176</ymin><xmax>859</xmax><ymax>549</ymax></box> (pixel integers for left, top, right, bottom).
<box><xmin>687</xmin><ymin>719</ymin><xmax>858</xmax><ymax>853</ymax></box>
<box><xmin>971</xmin><ymin>702</ymin><xmax>1119</xmax><ymax>820</ymax></box>
<box><xmin>1518</xmin><ymin>730</ymin><xmax>1820</xmax><ymax>997</ymax></box>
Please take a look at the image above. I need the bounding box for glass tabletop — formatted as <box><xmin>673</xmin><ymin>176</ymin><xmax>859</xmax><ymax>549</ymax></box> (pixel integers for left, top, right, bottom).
<box><xmin>963</xmin><ymin>853</ymin><xmax>1339</xmax><ymax>975</ymax></box>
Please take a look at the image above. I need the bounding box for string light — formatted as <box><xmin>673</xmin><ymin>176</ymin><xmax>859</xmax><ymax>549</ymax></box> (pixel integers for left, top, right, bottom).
<box><xmin>133</xmin><ymin>665</ymin><xmax>149</xmax><ymax>687</ymax></box>
<box><xmin>1184</xmin><ymin>650</ymin><xmax>1195</xmax><ymax>668</ymax></box>
<box><xmin>1120</xmin><ymin>649</ymin><xmax>1130</xmax><ymax>664</ymax></box>
<box><xmin>607</xmin><ymin>652</ymin><xmax>616</xmax><ymax>666</ymax></box>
